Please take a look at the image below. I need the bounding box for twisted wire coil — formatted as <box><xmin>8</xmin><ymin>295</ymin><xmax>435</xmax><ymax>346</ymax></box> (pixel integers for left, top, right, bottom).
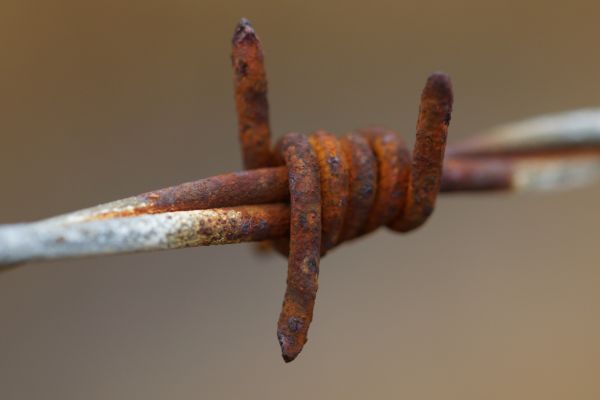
<box><xmin>232</xmin><ymin>19</ymin><xmax>453</xmax><ymax>362</ymax></box>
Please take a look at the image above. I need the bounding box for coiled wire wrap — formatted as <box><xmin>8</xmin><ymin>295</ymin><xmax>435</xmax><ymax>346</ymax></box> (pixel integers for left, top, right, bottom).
<box><xmin>232</xmin><ymin>19</ymin><xmax>453</xmax><ymax>362</ymax></box>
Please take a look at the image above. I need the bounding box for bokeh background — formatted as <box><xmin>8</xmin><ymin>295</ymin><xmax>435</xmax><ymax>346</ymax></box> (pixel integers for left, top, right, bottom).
<box><xmin>1</xmin><ymin>1</ymin><xmax>599</xmax><ymax>399</ymax></box>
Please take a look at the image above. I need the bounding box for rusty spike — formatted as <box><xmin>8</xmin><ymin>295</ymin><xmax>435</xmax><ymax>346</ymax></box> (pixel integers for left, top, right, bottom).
<box><xmin>390</xmin><ymin>73</ymin><xmax>453</xmax><ymax>232</ymax></box>
<box><xmin>275</xmin><ymin>133</ymin><xmax>322</xmax><ymax>363</ymax></box>
<box><xmin>232</xmin><ymin>18</ymin><xmax>273</xmax><ymax>169</ymax></box>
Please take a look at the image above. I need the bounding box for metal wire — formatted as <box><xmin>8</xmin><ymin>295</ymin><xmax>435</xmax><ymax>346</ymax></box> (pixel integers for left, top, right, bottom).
<box><xmin>3</xmin><ymin>108</ymin><xmax>599</xmax><ymax>266</ymax></box>
<box><xmin>1</xmin><ymin>18</ymin><xmax>599</xmax><ymax>362</ymax></box>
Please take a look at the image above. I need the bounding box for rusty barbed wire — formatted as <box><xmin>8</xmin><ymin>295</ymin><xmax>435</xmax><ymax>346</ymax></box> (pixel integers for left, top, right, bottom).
<box><xmin>1</xmin><ymin>18</ymin><xmax>600</xmax><ymax>362</ymax></box>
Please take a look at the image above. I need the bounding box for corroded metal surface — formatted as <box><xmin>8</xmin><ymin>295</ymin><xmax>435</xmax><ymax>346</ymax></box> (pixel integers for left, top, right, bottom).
<box><xmin>309</xmin><ymin>131</ymin><xmax>350</xmax><ymax>252</ymax></box>
<box><xmin>339</xmin><ymin>133</ymin><xmax>378</xmax><ymax>241</ymax></box>
<box><xmin>229</xmin><ymin>21</ymin><xmax>454</xmax><ymax>362</ymax></box>
<box><xmin>390</xmin><ymin>73</ymin><xmax>453</xmax><ymax>232</ymax></box>
<box><xmin>232</xmin><ymin>18</ymin><xmax>272</xmax><ymax>169</ymax></box>
<box><xmin>47</xmin><ymin>167</ymin><xmax>289</xmax><ymax>224</ymax></box>
<box><xmin>440</xmin><ymin>158</ymin><xmax>513</xmax><ymax>192</ymax></box>
<box><xmin>359</xmin><ymin>128</ymin><xmax>410</xmax><ymax>234</ymax></box>
<box><xmin>1</xmin><ymin>18</ymin><xmax>600</xmax><ymax>364</ymax></box>
<box><xmin>0</xmin><ymin>205</ymin><xmax>289</xmax><ymax>265</ymax></box>
<box><xmin>229</xmin><ymin>68</ymin><xmax>454</xmax><ymax>361</ymax></box>
<box><xmin>275</xmin><ymin>133</ymin><xmax>322</xmax><ymax>363</ymax></box>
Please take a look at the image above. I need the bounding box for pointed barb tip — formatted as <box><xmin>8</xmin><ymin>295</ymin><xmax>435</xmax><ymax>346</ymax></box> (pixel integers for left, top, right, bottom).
<box><xmin>232</xmin><ymin>18</ymin><xmax>257</xmax><ymax>45</ymax></box>
<box><xmin>423</xmin><ymin>72</ymin><xmax>453</xmax><ymax>125</ymax></box>
<box><xmin>277</xmin><ymin>331</ymin><xmax>302</xmax><ymax>363</ymax></box>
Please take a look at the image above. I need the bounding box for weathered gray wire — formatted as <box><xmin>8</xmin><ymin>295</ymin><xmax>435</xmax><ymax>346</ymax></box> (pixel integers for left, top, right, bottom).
<box><xmin>1</xmin><ymin>108</ymin><xmax>600</xmax><ymax>266</ymax></box>
<box><xmin>0</xmin><ymin>207</ymin><xmax>287</xmax><ymax>265</ymax></box>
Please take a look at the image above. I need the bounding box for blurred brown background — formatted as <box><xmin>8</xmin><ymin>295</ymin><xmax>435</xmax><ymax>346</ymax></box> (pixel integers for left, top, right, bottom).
<box><xmin>1</xmin><ymin>1</ymin><xmax>599</xmax><ymax>399</ymax></box>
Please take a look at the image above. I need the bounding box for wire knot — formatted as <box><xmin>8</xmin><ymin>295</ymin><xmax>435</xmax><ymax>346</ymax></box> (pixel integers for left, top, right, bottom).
<box><xmin>232</xmin><ymin>19</ymin><xmax>453</xmax><ymax>362</ymax></box>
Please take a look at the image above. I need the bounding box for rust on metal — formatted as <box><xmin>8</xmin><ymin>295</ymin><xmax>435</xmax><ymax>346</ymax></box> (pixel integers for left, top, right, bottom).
<box><xmin>232</xmin><ymin>18</ymin><xmax>273</xmax><ymax>169</ymax></box>
<box><xmin>339</xmin><ymin>133</ymin><xmax>378</xmax><ymax>241</ymax></box>
<box><xmin>192</xmin><ymin>204</ymin><xmax>290</xmax><ymax>246</ymax></box>
<box><xmin>156</xmin><ymin>204</ymin><xmax>290</xmax><ymax>248</ymax></box>
<box><xmin>2</xmin><ymin>18</ymin><xmax>600</xmax><ymax>364</ymax></box>
<box><xmin>440</xmin><ymin>158</ymin><xmax>513</xmax><ymax>192</ymax></box>
<box><xmin>309</xmin><ymin>131</ymin><xmax>350</xmax><ymax>252</ymax></box>
<box><xmin>229</xmin><ymin>18</ymin><xmax>458</xmax><ymax>361</ymax></box>
<box><xmin>142</xmin><ymin>167</ymin><xmax>288</xmax><ymax>214</ymax></box>
<box><xmin>0</xmin><ymin>205</ymin><xmax>291</xmax><ymax>265</ymax></box>
<box><xmin>390</xmin><ymin>73</ymin><xmax>453</xmax><ymax>232</ymax></box>
<box><xmin>360</xmin><ymin>128</ymin><xmax>411</xmax><ymax>234</ymax></box>
<box><xmin>71</xmin><ymin>167</ymin><xmax>289</xmax><ymax>222</ymax></box>
<box><xmin>275</xmin><ymin>133</ymin><xmax>322</xmax><ymax>363</ymax></box>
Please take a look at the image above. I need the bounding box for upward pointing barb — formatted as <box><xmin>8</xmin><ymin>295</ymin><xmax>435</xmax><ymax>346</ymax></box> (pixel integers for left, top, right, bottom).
<box><xmin>389</xmin><ymin>72</ymin><xmax>453</xmax><ymax>232</ymax></box>
<box><xmin>232</xmin><ymin>18</ymin><xmax>256</xmax><ymax>45</ymax></box>
<box><xmin>231</xmin><ymin>18</ymin><xmax>273</xmax><ymax>170</ymax></box>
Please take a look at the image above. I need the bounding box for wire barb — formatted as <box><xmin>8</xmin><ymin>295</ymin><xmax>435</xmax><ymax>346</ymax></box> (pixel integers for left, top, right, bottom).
<box><xmin>231</xmin><ymin>19</ymin><xmax>455</xmax><ymax>360</ymax></box>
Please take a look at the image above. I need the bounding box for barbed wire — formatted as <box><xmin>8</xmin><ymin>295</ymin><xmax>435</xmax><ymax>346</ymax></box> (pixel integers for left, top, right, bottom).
<box><xmin>1</xmin><ymin>18</ymin><xmax>599</xmax><ymax>362</ymax></box>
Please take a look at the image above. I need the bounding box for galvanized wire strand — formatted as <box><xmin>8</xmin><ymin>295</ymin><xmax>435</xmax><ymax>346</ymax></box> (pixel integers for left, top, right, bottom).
<box><xmin>1</xmin><ymin>108</ymin><xmax>600</xmax><ymax>267</ymax></box>
<box><xmin>0</xmin><ymin>205</ymin><xmax>289</xmax><ymax>265</ymax></box>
